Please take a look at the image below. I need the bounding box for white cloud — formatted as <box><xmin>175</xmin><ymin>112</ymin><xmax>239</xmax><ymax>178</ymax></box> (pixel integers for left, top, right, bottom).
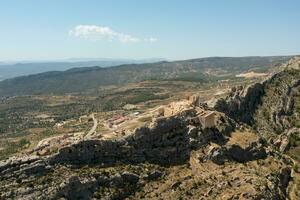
<box><xmin>69</xmin><ymin>25</ymin><xmax>157</xmax><ymax>43</ymax></box>
<box><xmin>145</xmin><ymin>37</ymin><xmax>158</xmax><ymax>43</ymax></box>
<box><xmin>117</xmin><ymin>33</ymin><xmax>140</xmax><ymax>43</ymax></box>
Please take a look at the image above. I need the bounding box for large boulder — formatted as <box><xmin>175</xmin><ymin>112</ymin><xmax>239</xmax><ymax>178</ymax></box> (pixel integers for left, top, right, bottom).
<box><xmin>201</xmin><ymin>140</ymin><xmax>267</xmax><ymax>165</ymax></box>
<box><xmin>226</xmin><ymin>141</ymin><xmax>267</xmax><ymax>163</ymax></box>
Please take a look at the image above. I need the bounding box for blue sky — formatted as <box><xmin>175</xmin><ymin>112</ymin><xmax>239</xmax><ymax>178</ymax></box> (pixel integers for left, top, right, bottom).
<box><xmin>1</xmin><ymin>0</ymin><xmax>300</xmax><ymax>61</ymax></box>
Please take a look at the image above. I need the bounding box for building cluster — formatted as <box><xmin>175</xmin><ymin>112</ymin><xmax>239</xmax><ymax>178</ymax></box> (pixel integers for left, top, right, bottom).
<box><xmin>105</xmin><ymin>115</ymin><xmax>129</xmax><ymax>129</ymax></box>
<box><xmin>156</xmin><ymin>95</ymin><xmax>217</xmax><ymax>129</ymax></box>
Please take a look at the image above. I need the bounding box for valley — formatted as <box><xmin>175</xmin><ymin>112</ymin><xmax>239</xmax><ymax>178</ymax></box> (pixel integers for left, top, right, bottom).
<box><xmin>0</xmin><ymin>72</ymin><xmax>263</xmax><ymax>160</ymax></box>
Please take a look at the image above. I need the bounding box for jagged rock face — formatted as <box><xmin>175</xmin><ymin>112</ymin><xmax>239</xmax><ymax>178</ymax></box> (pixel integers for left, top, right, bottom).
<box><xmin>214</xmin><ymin>57</ymin><xmax>300</xmax><ymax>138</ymax></box>
<box><xmin>226</xmin><ymin>142</ymin><xmax>267</xmax><ymax>163</ymax></box>
<box><xmin>214</xmin><ymin>83</ymin><xmax>264</xmax><ymax>124</ymax></box>
<box><xmin>199</xmin><ymin>140</ymin><xmax>267</xmax><ymax>165</ymax></box>
<box><xmin>190</xmin><ymin>143</ymin><xmax>291</xmax><ymax>200</ymax></box>
<box><xmin>283</xmin><ymin>56</ymin><xmax>300</xmax><ymax>70</ymax></box>
<box><xmin>254</xmin><ymin>69</ymin><xmax>300</xmax><ymax>137</ymax></box>
<box><xmin>273</xmin><ymin>128</ymin><xmax>300</xmax><ymax>152</ymax></box>
<box><xmin>0</xmin><ymin>163</ymin><xmax>164</xmax><ymax>200</ymax></box>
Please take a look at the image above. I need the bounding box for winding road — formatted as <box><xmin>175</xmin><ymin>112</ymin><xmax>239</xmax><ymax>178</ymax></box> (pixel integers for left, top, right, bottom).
<box><xmin>85</xmin><ymin>113</ymin><xmax>98</xmax><ymax>139</ymax></box>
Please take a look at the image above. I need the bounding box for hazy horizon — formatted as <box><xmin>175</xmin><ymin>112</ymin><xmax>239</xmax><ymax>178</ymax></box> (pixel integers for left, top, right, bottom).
<box><xmin>1</xmin><ymin>0</ymin><xmax>300</xmax><ymax>61</ymax></box>
<box><xmin>1</xmin><ymin>54</ymin><xmax>299</xmax><ymax>64</ymax></box>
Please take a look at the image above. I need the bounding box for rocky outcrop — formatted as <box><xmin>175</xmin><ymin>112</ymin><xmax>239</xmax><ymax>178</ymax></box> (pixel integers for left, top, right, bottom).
<box><xmin>48</xmin><ymin>116</ymin><xmax>190</xmax><ymax>166</ymax></box>
<box><xmin>273</xmin><ymin>128</ymin><xmax>300</xmax><ymax>152</ymax></box>
<box><xmin>0</xmin><ymin>155</ymin><xmax>46</xmax><ymax>178</ymax></box>
<box><xmin>49</xmin><ymin>171</ymin><xmax>143</xmax><ymax>200</ymax></box>
<box><xmin>200</xmin><ymin>140</ymin><xmax>267</xmax><ymax>165</ymax></box>
<box><xmin>190</xmin><ymin>142</ymin><xmax>291</xmax><ymax>200</ymax></box>
<box><xmin>47</xmin><ymin>109</ymin><xmax>235</xmax><ymax>166</ymax></box>
<box><xmin>0</xmin><ymin>108</ymin><xmax>235</xmax><ymax>176</ymax></box>
<box><xmin>0</xmin><ymin>163</ymin><xmax>164</xmax><ymax>200</ymax></box>
<box><xmin>226</xmin><ymin>141</ymin><xmax>267</xmax><ymax>163</ymax></box>
<box><xmin>52</xmin><ymin>175</ymin><xmax>99</xmax><ymax>200</ymax></box>
<box><xmin>283</xmin><ymin>56</ymin><xmax>300</xmax><ymax>70</ymax></box>
<box><xmin>203</xmin><ymin>145</ymin><xmax>227</xmax><ymax>165</ymax></box>
<box><xmin>253</xmin><ymin>68</ymin><xmax>300</xmax><ymax>138</ymax></box>
<box><xmin>0</xmin><ymin>109</ymin><xmax>235</xmax><ymax>198</ymax></box>
<box><xmin>214</xmin><ymin>57</ymin><xmax>300</xmax><ymax>136</ymax></box>
<box><xmin>213</xmin><ymin>83</ymin><xmax>264</xmax><ymax>124</ymax></box>
<box><xmin>0</xmin><ymin>107</ymin><xmax>236</xmax><ymax>199</ymax></box>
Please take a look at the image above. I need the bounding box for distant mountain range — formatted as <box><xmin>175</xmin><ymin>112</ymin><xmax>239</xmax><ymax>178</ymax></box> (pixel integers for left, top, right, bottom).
<box><xmin>0</xmin><ymin>56</ymin><xmax>294</xmax><ymax>97</ymax></box>
<box><xmin>0</xmin><ymin>58</ymin><xmax>165</xmax><ymax>81</ymax></box>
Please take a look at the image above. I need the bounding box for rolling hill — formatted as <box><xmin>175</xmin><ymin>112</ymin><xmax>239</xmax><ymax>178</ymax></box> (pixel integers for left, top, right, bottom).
<box><xmin>0</xmin><ymin>58</ymin><xmax>165</xmax><ymax>81</ymax></box>
<box><xmin>0</xmin><ymin>56</ymin><xmax>293</xmax><ymax>97</ymax></box>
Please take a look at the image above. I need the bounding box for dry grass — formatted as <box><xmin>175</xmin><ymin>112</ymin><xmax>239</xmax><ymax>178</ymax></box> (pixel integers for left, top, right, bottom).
<box><xmin>236</xmin><ymin>71</ymin><xmax>268</xmax><ymax>78</ymax></box>
<box><xmin>228</xmin><ymin>130</ymin><xmax>258</xmax><ymax>148</ymax></box>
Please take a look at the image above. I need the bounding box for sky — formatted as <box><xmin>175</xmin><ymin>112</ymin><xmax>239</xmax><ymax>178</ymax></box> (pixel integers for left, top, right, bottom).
<box><xmin>1</xmin><ymin>0</ymin><xmax>300</xmax><ymax>61</ymax></box>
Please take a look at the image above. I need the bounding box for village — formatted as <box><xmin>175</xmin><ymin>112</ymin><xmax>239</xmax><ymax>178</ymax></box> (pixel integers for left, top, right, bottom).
<box><xmin>28</xmin><ymin>95</ymin><xmax>218</xmax><ymax>157</ymax></box>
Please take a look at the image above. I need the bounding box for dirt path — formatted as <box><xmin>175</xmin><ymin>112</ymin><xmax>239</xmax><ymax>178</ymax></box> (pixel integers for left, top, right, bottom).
<box><xmin>84</xmin><ymin>113</ymin><xmax>98</xmax><ymax>139</ymax></box>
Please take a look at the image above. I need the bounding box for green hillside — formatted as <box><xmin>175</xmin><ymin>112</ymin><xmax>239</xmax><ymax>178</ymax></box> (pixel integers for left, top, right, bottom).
<box><xmin>0</xmin><ymin>56</ymin><xmax>292</xmax><ymax>96</ymax></box>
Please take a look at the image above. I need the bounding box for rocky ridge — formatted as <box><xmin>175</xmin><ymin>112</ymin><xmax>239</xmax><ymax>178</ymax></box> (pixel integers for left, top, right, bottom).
<box><xmin>0</xmin><ymin>107</ymin><xmax>237</xmax><ymax>199</ymax></box>
<box><xmin>214</xmin><ymin>57</ymin><xmax>300</xmax><ymax>125</ymax></box>
<box><xmin>0</xmin><ymin>104</ymin><xmax>292</xmax><ymax>199</ymax></box>
<box><xmin>1</xmin><ymin>58</ymin><xmax>300</xmax><ymax>199</ymax></box>
<box><xmin>214</xmin><ymin>57</ymin><xmax>300</xmax><ymax>149</ymax></box>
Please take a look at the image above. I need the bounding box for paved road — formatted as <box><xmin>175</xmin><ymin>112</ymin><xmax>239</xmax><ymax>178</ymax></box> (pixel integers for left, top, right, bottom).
<box><xmin>85</xmin><ymin>113</ymin><xmax>98</xmax><ymax>138</ymax></box>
